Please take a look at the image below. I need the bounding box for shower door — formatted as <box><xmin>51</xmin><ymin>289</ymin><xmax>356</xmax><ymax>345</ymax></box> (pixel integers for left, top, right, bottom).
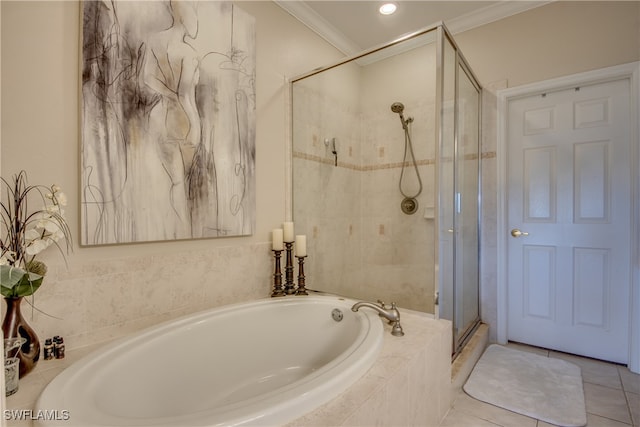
<box><xmin>438</xmin><ymin>28</ymin><xmax>481</xmax><ymax>356</ymax></box>
<box><xmin>453</xmin><ymin>62</ymin><xmax>480</xmax><ymax>350</ymax></box>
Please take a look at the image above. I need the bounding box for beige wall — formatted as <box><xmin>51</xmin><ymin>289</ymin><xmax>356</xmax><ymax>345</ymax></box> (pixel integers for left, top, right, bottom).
<box><xmin>0</xmin><ymin>1</ymin><xmax>343</xmax><ymax>350</ymax></box>
<box><xmin>455</xmin><ymin>0</ymin><xmax>640</xmax><ymax>342</ymax></box>
<box><xmin>456</xmin><ymin>1</ymin><xmax>640</xmax><ymax>88</ymax></box>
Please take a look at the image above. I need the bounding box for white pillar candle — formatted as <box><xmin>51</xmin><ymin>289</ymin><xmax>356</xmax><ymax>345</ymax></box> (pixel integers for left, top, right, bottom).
<box><xmin>295</xmin><ymin>235</ymin><xmax>307</xmax><ymax>257</ymax></box>
<box><xmin>272</xmin><ymin>229</ymin><xmax>283</xmax><ymax>251</ymax></box>
<box><xmin>283</xmin><ymin>222</ymin><xmax>294</xmax><ymax>242</ymax></box>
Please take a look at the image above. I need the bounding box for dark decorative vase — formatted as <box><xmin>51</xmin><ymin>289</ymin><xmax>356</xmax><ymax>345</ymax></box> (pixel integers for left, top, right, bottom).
<box><xmin>2</xmin><ymin>297</ymin><xmax>40</xmax><ymax>378</ymax></box>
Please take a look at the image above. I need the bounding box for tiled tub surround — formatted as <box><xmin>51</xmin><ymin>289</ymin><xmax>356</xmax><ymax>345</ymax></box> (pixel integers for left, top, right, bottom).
<box><xmin>6</xmin><ymin>306</ymin><xmax>451</xmax><ymax>427</ymax></box>
<box><xmin>288</xmin><ymin>310</ymin><xmax>452</xmax><ymax>426</ymax></box>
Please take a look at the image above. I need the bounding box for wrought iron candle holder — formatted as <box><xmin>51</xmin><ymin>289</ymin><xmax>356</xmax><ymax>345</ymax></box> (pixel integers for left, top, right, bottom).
<box><xmin>271</xmin><ymin>250</ymin><xmax>284</xmax><ymax>297</ymax></box>
<box><xmin>284</xmin><ymin>242</ymin><xmax>296</xmax><ymax>295</ymax></box>
<box><xmin>295</xmin><ymin>256</ymin><xmax>308</xmax><ymax>295</ymax></box>
<box><xmin>271</xmin><ymin>239</ymin><xmax>309</xmax><ymax>296</ymax></box>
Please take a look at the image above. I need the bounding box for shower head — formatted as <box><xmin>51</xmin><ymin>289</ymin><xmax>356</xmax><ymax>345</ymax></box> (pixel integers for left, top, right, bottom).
<box><xmin>390</xmin><ymin>102</ymin><xmax>404</xmax><ymax>114</ymax></box>
<box><xmin>390</xmin><ymin>102</ymin><xmax>411</xmax><ymax>130</ymax></box>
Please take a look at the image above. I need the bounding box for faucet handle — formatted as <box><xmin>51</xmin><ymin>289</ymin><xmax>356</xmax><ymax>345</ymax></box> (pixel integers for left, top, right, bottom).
<box><xmin>375</xmin><ymin>300</ymin><xmax>390</xmax><ymax>322</ymax></box>
<box><xmin>388</xmin><ymin>303</ymin><xmax>404</xmax><ymax>336</ymax></box>
<box><xmin>377</xmin><ymin>301</ymin><xmax>403</xmax><ymax>336</ymax></box>
<box><xmin>391</xmin><ymin>320</ymin><xmax>405</xmax><ymax>336</ymax></box>
<box><xmin>376</xmin><ymin>300</ymin><xmax>399</xmax><ymax>324</ymax></box>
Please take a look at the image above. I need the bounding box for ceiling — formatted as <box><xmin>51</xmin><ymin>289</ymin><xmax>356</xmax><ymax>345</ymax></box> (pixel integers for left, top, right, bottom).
<box><xmin>275</xmin><ymin>1</ymin><xmax>551</xmax><ymax>55</ymax></box>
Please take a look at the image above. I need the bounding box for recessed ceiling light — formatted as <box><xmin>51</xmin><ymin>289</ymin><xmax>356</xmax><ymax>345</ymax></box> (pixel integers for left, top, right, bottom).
<box><xmin>379</xmin><ymin>3</ymin><xmax>397</xmax><ymax>15</ymax></box>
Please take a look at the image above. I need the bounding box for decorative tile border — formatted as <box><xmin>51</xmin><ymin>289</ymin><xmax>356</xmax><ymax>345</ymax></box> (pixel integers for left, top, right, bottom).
<box><xmin>293</xmin><ymin>150</ymin><xmax>497</xmax><ymax>170</ymax></box>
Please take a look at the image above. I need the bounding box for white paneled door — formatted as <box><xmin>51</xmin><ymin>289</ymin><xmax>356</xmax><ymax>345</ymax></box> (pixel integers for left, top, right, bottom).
<box><xmin>507</xmin><ymin>78</ymin><xmax>631</xmax><ymax>364</ymax></box>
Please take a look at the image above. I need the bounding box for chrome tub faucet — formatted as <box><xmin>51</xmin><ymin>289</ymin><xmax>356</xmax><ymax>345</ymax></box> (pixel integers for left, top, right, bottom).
<box><xmin>351</xmin><ymin>300</ymin><xmax>405</xmax><ymax>336</ymax></box>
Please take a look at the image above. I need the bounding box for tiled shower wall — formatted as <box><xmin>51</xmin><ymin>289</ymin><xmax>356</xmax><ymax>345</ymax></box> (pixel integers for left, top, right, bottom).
<box><xmin>293</xmin><ymin>78</ymin><xmax>363</xmax><ymax>295</ymax></box>
<box><xmin>293</xmin><ymin>42</ymin><xmax>438</xmax><ymax>312</ymax></box>
<box><xmin>357</xmin><ymin>104</ymin><xmax>436</xmax><ymax>311</ymax></box>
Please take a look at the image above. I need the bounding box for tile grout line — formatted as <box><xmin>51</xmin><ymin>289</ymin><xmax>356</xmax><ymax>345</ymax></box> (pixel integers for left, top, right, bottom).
<box><xmin>546</xmin><ymin>347</ymin><xmax>634</xmax><ymax>426</ymax></box>
<box><xmin>618</xmin><ymin>367</ymin><xmax>636</xmax><ymax>426</ymax></box>
<box><xmin>460</xmin><ymin>344</ymin><xmax>636</xmax><ymax>427</ymax></box>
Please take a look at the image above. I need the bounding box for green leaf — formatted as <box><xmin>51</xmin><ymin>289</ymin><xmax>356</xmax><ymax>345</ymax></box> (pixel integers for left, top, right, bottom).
<box><xmin>0</xmin><ymin>265</ymin><xmax>27</xmax><ymax>288</ymax></box>
<box><xmin>0</xmin><ymin>265</ymin><xmax>43</xmax><ymax>297</ymax></box>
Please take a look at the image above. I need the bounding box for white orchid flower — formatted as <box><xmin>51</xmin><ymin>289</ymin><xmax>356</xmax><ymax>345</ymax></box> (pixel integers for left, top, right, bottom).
<box><xmin>24</xmin><ymin>228</ymin><xmax>41</xmax><ymax>242</ymax></box>
<box><xmin>54</xmin><ymin>192</ymin><xmax>67</xmax><ymax>206</ymax></box>
<box><xmin>33</xmin><ymin>212</ymin><xmax>56</xmax><ymax>230</ymax></box>
<box><xmin>45</xmin><ymin>204</ymin><xmax>61</xmax><ymax>214</ymax></box>
<box><xmin>48</xmin><ymin>228</ymin><xmax>65</xmax><ymax>242</ymax></box>
<box><xmin>25</xmin><ymin>238</ymin><xmax>51</xmax><ymax>256</ymax></box>
<box><xmin>42</xmin><ymin>218</ymin><xmax>62</xmax><ymax>234</ymax></box>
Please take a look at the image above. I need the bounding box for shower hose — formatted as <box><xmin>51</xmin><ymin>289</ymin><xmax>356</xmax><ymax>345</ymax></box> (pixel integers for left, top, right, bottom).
<box><xmin>399</xmin><ymin>122</ymin><xmax>423</xmax><ymax>199</ymax></box>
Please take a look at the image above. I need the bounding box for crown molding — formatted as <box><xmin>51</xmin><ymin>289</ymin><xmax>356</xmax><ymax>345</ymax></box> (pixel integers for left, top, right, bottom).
<box><xmin>275</xmin><ymin>1</ymin><xmax>553</xmax><ymax>56</ymax></box>
<box><xmin>446</xmin><ymin>1</ymin><xmax>554</xmax><ymax>34</ymax></box>
<box><xmin>274</xmin><ymin>1</ymin><xmax>361</xmax><ymax>55</ymax></box>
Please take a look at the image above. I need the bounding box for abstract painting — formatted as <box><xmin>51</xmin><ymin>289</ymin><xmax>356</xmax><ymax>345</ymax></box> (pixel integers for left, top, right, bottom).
<box><xmin>80</xmin><ymin>1</ymin><xmax>255</xmax><ymax>245</ymax></box>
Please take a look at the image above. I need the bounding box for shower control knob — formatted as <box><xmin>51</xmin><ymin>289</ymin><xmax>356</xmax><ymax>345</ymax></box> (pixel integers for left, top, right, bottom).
<box><xmin>510</xmin><ymin>228</ymin><xmax>529</xmax><ymax>238</ymax></box>
<box><xmin>401</xmin><ymin>197</ymin><xmax>419</xmax><ymax>215</ymax></box>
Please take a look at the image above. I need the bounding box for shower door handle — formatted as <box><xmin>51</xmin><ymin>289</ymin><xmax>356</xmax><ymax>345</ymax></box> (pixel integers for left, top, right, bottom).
<box><xmin>510</xmin><ymin>229</ymin><xmax>529</xmax><ymax>238</ymax></box>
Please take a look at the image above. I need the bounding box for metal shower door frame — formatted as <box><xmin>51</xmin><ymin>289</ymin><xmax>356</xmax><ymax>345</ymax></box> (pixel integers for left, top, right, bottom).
<box><xmin>435</xmin><ymin>24</ymin><xmax>483</xmax><ymax>357</ymax></box>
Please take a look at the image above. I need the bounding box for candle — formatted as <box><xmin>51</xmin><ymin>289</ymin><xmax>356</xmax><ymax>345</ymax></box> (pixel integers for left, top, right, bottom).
<box><xmin>283</xmin><ymin>222</ymin><xmax>294</xmax><ymax>242</ymax></box>
<box><xmin>272</xmin><ymin>229</ymin><xmax>283</xmax><ymax>251</ymax></box>
<box><xmin>295</xmin><ymin>235</ymin><xmax>307</xmax><ymax>257</ymax></box>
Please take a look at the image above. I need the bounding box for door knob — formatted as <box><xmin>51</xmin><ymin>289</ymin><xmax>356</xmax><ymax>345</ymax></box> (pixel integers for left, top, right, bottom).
<box><xmin>511</xmin><ymin>229</ymin><xmax>529</xmax><ymax>238</ymax></box>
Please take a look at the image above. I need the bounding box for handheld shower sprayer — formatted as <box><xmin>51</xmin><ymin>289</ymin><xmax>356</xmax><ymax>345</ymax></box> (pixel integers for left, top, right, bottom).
<box><xmin>390</xmin><ymin>102</ymin><xmax>422</xmax><ymax>215</ymax></box>
<box><xmin>390</xmin><ymin>102</ymin><xmax>412</xmax><ymax>130</ymax></box>
<box><xmin>390</xmin><ymin>102</ymin><xmax>404</xmax><ymax>113</ymax></box>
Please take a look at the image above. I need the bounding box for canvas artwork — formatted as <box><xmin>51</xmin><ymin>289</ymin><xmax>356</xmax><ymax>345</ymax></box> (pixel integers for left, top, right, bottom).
<box><xmin>81</xmin><ymin>0</ymin><xmax>255</xmax><ymax>245</ymax></box>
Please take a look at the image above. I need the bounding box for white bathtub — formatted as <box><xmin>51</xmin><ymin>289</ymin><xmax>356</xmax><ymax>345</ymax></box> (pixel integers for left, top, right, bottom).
<box><xmin>35</xmin><ymin>296</ymin><xmax>383</xmax><ymax>426</ymax></box>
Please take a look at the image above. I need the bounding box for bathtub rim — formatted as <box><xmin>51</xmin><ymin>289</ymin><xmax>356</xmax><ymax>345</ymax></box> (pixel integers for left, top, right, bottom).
<box><xmin>35</xmin><ymin>295</ymin><xmax>384</xmax><ymax>427</ymax></box>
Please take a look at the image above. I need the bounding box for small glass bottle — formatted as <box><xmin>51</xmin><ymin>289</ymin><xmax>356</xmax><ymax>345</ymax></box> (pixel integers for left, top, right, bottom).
<box><xmin>52</xmin><ymin>336</ymin><xmax>61</xmax><ymax>358</ymax></box>
<box><xmin>54</xmin><ymin>337</ymin><xmax>65</xmax><ymax>359</ymax></box>
<box><xmin>43</xmin><ymin>338</ymin><xmax>54</xmax><ymax>360</ymax></box>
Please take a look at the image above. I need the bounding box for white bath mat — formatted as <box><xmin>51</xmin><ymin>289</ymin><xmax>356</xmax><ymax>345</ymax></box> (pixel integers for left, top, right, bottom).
<box><xmin>463</xmin><ymin>344</ymin><xmax>586</xmax><ymax>427</ymax></box>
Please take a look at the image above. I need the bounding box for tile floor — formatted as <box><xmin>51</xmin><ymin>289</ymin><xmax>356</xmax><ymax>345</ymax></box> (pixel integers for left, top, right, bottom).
<box><xmin>441</xmin><ymin>343</ymin><xmax>640</xmax><ymax>427</ymax></box>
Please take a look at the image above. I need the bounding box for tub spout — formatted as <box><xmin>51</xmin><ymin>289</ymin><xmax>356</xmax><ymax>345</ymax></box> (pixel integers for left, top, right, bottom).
<box><xmin>351</xmin><ymin>301</ymin><xmax>405</xmax><ymax>336</ymax></box>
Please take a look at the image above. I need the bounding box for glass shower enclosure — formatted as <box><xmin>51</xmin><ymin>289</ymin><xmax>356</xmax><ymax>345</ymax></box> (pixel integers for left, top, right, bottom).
<box><xmin>290</xmin><ymin>23</ymin><xmax>481</xmax><ymax>356</ymax></box>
